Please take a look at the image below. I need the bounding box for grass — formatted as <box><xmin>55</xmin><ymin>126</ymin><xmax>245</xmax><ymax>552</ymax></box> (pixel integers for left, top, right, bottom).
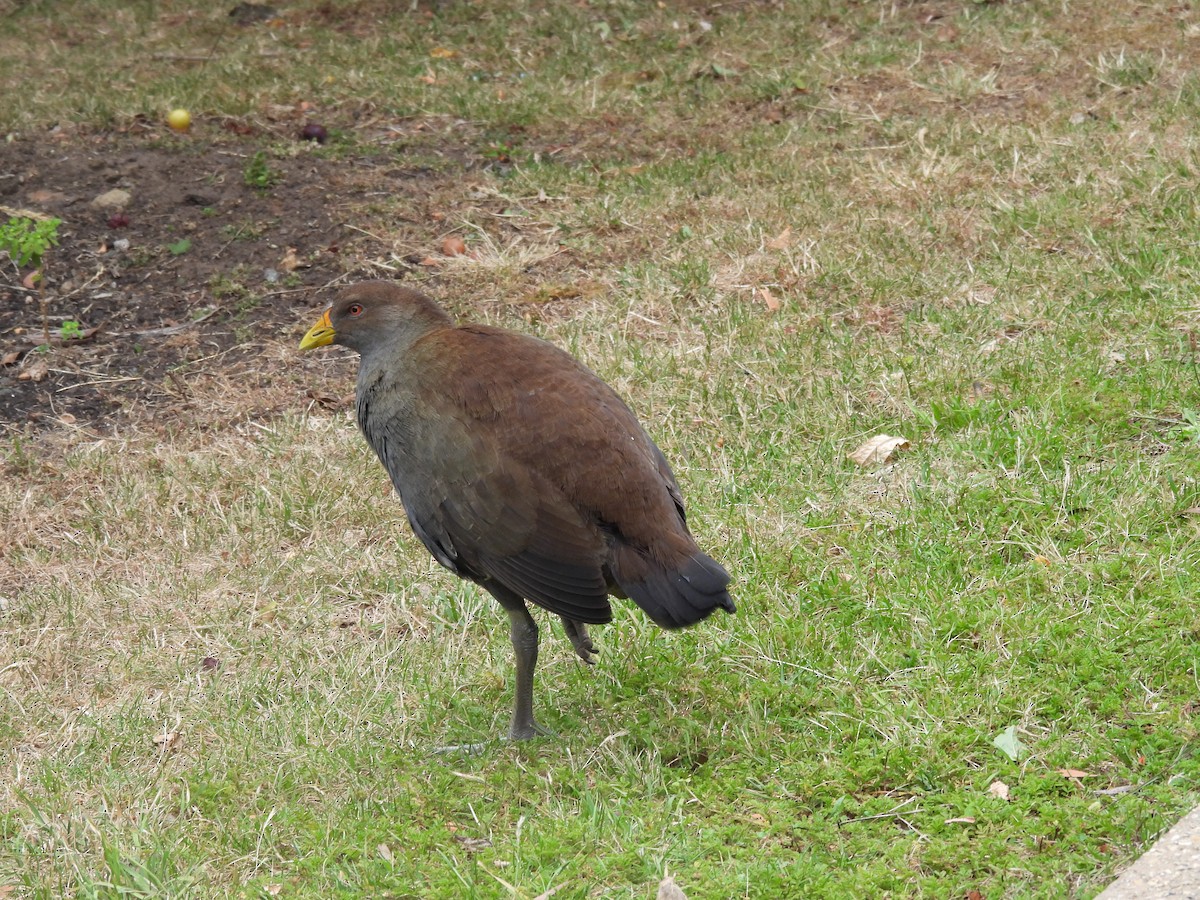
<box><xmin>4</xmin><ymin>0</ymin><xmax>1200</xmax><ymax>897</ymax></box>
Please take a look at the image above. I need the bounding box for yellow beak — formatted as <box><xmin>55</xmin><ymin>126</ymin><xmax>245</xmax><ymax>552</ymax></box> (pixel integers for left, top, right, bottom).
<box><xmin>299</xmin><ymin>308</ymin><xmax>335</xmax><ymax>350</ymax></box>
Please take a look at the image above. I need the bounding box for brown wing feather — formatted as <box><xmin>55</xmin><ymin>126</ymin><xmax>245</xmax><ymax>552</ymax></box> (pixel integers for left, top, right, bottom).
<box><xmin>434</xmin><ymin>325</ymin><xmax>688</xmax><ymax>541</ymax></box>
<box><xmin>435</xmin><ymin>463</ymin><xmax>613</xmax><ymax>622</ymax></box>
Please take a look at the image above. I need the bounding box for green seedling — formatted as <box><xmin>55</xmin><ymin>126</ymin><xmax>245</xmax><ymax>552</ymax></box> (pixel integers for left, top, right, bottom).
<box><xmin>0</xmin><ymin>215</ymin><xmax>60</xmax><ymax>269</ymax></box>
<box><xmin>243</xmin><ymin>152</ymin><xmax>280</xmax><ymax>192</ymax></box>
<box><xmin>0</xmin><ymin>214</ymin><xmax>61</xmax><ymax>347</ymax></box>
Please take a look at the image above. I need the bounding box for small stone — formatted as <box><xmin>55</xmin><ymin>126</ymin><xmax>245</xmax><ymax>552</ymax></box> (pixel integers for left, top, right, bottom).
<box><xmin>91</xmin><ymin>188</ymin><xmax>131</xmax><ymax>211</ymax></box>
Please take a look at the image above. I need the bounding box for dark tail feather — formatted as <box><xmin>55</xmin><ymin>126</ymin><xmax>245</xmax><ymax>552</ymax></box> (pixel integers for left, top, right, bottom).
<box><xmin>613</xmin><ymin>547</ymin><xmax>736</xmax><ymax>630</ymax></box>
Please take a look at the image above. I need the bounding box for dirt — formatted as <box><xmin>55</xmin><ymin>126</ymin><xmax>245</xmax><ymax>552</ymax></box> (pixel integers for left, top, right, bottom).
<box><xmin>0</xmin><ymin>127</ymin><xmax>471</xmax><ymax>434</ymax></box>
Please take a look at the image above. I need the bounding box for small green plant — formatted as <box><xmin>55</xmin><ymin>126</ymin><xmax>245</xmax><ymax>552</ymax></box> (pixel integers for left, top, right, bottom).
<box><xmin>59</xmin><ymin>319</ymin><xmax>82</xmax><ymax>340</ymax></box>
<box><xmin>1175</xmin><ymin>408</ymin><xmax>1200</xmax><ymax>444</ymax></box>
<box><xmin>0</xmin><ymin>214</ymin><xmax>61</xmax><ymax>347</ymax></box>
<box><xmin>168</xmin><ymin>237</ymin><xmax>192</xmax><ymax>255</ymax></box>
<box><xmin>482</xmin><ymin>141</ymin><xmax>514</xmax><ymax>162</ymax></box>
<box><xmin>0</xmin><ymin>215</ymin><xmax>60</xmax><ymax>269</ymax></box>
<box><xmin>243</xmin><ymin>151</ymin><xmax>280</xmax><ymax>191</ymax></box>
<box><xmin>209</xmin><ymin>270</ymin><xmax>252</xmax><ymax>301</ymax></box>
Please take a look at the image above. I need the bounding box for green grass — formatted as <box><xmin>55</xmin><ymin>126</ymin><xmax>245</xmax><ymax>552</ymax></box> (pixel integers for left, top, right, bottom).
<box><xmin>5</xmin><ymin>0</ymin><xmax>1200</xmax><ymax>897</ymax></box>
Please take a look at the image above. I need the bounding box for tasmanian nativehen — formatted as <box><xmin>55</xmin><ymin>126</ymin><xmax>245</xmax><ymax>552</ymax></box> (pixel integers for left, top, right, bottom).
<box><xmin>299</xmin><ymin>282</ymin><xmax>735</xmax><ymax>739</ymax></box>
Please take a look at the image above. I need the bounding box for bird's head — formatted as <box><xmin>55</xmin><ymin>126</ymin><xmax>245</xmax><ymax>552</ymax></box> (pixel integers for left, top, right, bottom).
<box><xmin>299</xmin><ymin>282</ymin><xmax>454</xmax><ymax>356</ymax></box>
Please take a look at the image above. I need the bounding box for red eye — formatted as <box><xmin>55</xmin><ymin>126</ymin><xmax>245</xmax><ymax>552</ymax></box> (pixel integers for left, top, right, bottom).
<box><xmin>347</xmin><ymin>303</ymin><xmax>364</xmax><ymax>317</ymax></box>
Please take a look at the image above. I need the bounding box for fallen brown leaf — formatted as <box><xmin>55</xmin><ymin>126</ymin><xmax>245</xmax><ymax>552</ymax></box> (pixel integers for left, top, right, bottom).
<box><xmin>944</xmin><ymin>816</ymin><xmax>976</xmax><ymax>825</ymax></box>
<box><xmin>848</xmin><ymin>434</ymin><xmax>910</xmax><ymax>467</ymax></box>
<box><xmin>18</xmin><ymin>360</ymin><xmax>48</xmax><ymax>382</ymax></box>
<box><xmin>0</xmin><ymin>351</ymin><xmax>19</xmax><ymax>366</ymax></box>
<box><xmin>25</xmin><ymin>189</ymin><xmax>67</xmax><ymax>205</ymax></box>
<box><xmin>279</xmin><ymin>247</ymin><xmax>301</xmax><ymax>272</ymax></box>
<box><xmin>441</xmin><ymin>236</ymin><xmax>467</xmax><ymax>257</ymax></box>
<box><xmin>1057</xmin><ymin>768</ymin><xmax>1092</xmax><ymax>779</ymax></box>
<box><xmin>766</xmin><ymin>226</ymin><xmax>792</xmax><ymax>250</ymax></box>
<box><xmin>755</xmin><ymin>286</ymin><xmax>782</xmax><ymax>313</ymax></box>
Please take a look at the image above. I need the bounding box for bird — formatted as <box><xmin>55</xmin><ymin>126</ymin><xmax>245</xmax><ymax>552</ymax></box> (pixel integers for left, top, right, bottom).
<box><xmin>298</xmin><ymin>281</ymin><xmax>735</xmax><ymax>739</ymax></box>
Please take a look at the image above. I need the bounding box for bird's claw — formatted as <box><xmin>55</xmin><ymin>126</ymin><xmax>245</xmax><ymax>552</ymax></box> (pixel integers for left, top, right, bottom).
<box><xmin>561</xmin><ymin>618</ymin><xmax>599</xmax><ymax>665</ymax></box>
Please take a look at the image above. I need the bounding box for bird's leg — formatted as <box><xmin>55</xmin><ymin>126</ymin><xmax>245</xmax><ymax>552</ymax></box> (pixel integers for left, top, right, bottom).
<box><xmin>491</xmin><ymin>589</ymin><xmax>552</xmax><ymax>740</ymax></box>
<box><xmin>560</xmin><ymin>618</ymin><xmax>597</xmax><ymax>665</ymax></box>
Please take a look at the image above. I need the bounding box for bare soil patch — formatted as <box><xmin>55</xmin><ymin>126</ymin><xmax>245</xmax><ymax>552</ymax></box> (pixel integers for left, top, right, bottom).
<box><xmin>0</xmin><ymin>130</ymin><xmax>463</xmax><ymax>433</ymax></box>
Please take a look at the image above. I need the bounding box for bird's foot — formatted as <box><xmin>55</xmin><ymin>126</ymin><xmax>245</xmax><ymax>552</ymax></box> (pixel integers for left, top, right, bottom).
<box><xmin>561</xmin><ymin>618</ymin><xmax>598</xmax><ymax>665</ymax></box>
<box><xmin>508</xmin><ymin>717</ymin><xmax>558</xmax><ymax>741</ymax></box>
